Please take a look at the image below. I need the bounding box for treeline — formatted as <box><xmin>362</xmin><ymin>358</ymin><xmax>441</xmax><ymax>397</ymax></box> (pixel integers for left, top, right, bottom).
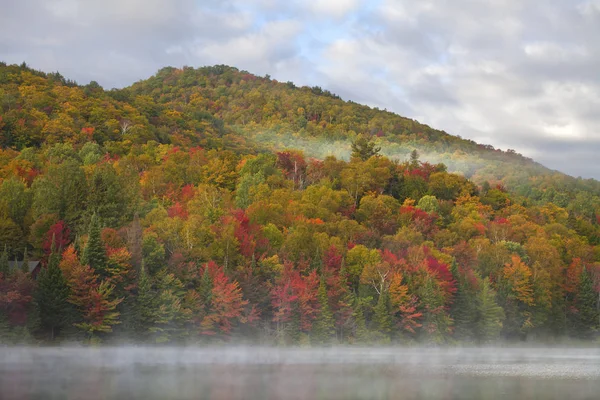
<box><xmin>0</xmin><ymin>140</ymin><xmax>599</xmax><ymax>344</ymax></box>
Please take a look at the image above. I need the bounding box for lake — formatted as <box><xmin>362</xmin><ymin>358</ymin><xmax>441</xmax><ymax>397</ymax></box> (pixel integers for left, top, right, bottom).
<box><xmin>1</xmin><ymin>347</ymin><xmax>599</xmax><ymax>399</ymax></box>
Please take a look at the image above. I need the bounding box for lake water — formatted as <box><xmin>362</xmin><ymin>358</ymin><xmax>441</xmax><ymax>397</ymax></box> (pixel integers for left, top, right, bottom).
<box><xmin>1</xmin><ymin>347</ymin><xmax>599</xmax><ymax>399</ymax></box>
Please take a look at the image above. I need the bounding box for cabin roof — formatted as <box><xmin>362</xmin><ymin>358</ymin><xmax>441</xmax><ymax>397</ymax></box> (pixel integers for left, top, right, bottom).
<box><xmin>7</xmin><ymin>261</ymin><xmax>41</xmax><ymax>273</ymax></box>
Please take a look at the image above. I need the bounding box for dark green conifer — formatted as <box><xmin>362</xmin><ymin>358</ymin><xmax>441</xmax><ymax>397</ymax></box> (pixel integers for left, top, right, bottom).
<box><xmin>133</xmin><ymin>262</ymin><xmax>158</xmax><ymax>341</ymax></box>
<box><xmin>0</xmin><ymin>245</ymin><xmax>9</xmax><ymax>276</ymax></box>
<box><xmin>474</xmin><ymin>278</ymin><xmax>504</xmax><ymax>343</ymax></box>
<box><xmin>570</xmin><ymin>267</ymin><xmax>599</xmax><ymax>339</ymax></box>
<box><xmin>21</xmin><ymin>247</ymin><xmax>30</xmax><ymax>274</ymax></box>
<box><xmin>449</xmin><ymin>261</ymin><xmax>477</xmax><ymax>341</ymax></box>
<box><xmin>312</xmin><ymin>278</ymin><xmax>335</xmax><ymax>344</ymax></box>
<box><xmin>373</xmin><ymin>290</ymin><xmax>392</xmax><ymax>336</ymax></box>
<box><xmin>35</xmin><ymin>237</ymin><xmax>71</xmax><ymax>341</ymax></box>
<box><xmin>82</xmin><ymin>213</ymin><xmax>108</xmax><ymax>277</ymax></box>
<box><xmin>351</xmin><ymin>134</ymin><xmax>380</xmax><ymax>161</ymax></box>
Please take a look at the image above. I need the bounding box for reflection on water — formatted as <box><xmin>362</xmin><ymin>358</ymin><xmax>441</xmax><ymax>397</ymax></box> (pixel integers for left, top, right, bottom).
<box><xmin>1</xmin><ymin>347</ymin><xmax>600</xmax><ymax>400</ymax></box>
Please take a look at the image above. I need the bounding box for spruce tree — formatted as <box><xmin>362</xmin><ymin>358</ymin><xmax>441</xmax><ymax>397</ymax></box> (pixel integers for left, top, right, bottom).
<box><xmin>312</xmin><ymin>278</ymin><xmax>335</xmax><ymax>344</ymax></box>
<box><xmin>82</xmin><ymin>213</ymin><xmax>108</xmax><ymax>277</ymax></box>
<box><xmin>350</xmin><ymin>134</ymin><xmax>380</xmax><ymax>161</ymax></box>
<box><xmin>410</xmin><ymin>149</ymin><xmax>420</xmax><ymax>168</ymax></box>
<box><xmin>353</xmin><ymin>299</ymin><xmax>370</xmax><ymax>343</ymax></box>
<box><xmin>133</xmin><ymin>263</ymin><xmax>158</xmax><ymax>341</ymax></box>
<box><xmin>35</xmin><ymin>239</ymin><xmax>71</xmax><ymax>341</ymax></box>
<box><xmin>474</xmin><ymin>278</ymin><xmax>504</xmax><ymax>343</ymax></box>
<box><xmin>449</xmin><ymin>261</ymin><xmax>477</xmax><ymax>341</ymax></box>
<box><xmin>21</xmin><ymin>247</ymin><xmax>30</xmax><ymax>274</ymax></box>
<box><xmin>571</xmin><ymin>268</ymin><xmax>599</xmax><ymax>339</ymax></box>
<box><xmin>0</xmin><ymin>245</ymin><xmax>8</xmax><ymax>276</ymax></box>
<box><xmin>373</xmin><ymin>291</ymin><xmax>392</xmax><ymax>336</ymax></box>
<box><xmin>199</xmin><ymin>267</ymin><xmax>213</xmax><ymax>310</ymax></box>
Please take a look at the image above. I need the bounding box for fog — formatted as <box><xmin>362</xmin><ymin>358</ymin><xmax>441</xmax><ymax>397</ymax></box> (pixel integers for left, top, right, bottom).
<box><xmin>243</xmin><ymin>128</ymin><xmax>526</xmax><ymax>181</ymax></box>
<box><xmin>1</xmin><ymin>346</ymin><xmax>600</xmax><ymax>399</ymax></box>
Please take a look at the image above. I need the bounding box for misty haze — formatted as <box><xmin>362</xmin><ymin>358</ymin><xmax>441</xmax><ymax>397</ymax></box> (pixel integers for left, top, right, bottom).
<box><xmin>2</xmin><ymin>346</ymin><xmax>600</xmax><ymax>400</ymax></box>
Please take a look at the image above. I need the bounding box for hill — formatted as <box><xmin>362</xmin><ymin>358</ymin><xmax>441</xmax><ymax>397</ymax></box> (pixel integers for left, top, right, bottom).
<box><xmin>0</xmin><ymin>61</ymin><xmax>599</xmax><ymax>344</ymax></box>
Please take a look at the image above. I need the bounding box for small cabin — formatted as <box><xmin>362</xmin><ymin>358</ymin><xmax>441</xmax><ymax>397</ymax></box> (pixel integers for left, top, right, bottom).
<box><xmin>7</xmin><ymin>261</ymin><xmax>42</xmax><ymax>279</ymax></box>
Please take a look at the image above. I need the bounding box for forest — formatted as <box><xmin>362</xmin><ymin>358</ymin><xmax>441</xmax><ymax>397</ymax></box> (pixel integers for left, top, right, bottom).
<box><xmin>0</xmin><ymin>61</ymin><xmax>599</xmax><ymax>345</ymax></box>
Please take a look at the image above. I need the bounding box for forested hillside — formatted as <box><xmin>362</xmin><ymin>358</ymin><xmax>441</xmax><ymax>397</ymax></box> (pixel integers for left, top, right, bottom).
<box><xmin>0</xmin><ymin>62</ymin><xmax>599</xmax><ymax>344</ymax></box>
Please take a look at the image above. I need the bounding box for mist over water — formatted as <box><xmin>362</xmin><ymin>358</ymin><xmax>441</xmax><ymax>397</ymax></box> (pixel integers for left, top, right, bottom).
<box><xmin>1</xmin><ymin>347</ymin><xmax>600</xmax><ymax>400</ymax></box>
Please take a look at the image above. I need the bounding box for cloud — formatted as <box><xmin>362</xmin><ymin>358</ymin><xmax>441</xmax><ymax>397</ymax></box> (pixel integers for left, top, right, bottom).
<box><xmin>2</xmin><ymin>0</ymin><xmax>600</xmax><ymax>178</ymax></box>
<box><xmin>310</xmin><ymin>0</ymin><xmax>600</xmax><ymax>178</ymax></box>
<box><xmin>304</xmin><ymin>0</ymin><xmax>361</xmax><ymax>19</ymax></box>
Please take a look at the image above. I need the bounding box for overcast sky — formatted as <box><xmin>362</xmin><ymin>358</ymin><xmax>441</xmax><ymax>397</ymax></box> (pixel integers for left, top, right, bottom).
<box><xmin>2</xmin><ymin>0</ymin><xmax>600</xmax><ymax>178</ymax></box>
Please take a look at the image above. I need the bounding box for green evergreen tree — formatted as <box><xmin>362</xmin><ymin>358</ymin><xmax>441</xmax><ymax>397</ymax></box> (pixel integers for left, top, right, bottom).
<box><xmin>570</xmin><ymin>268</ymin><xmax>599</xmax><ymax>339</ymax></box>
<box><xmin>81</xmin><ymin>213</ymin><xmax>108</xmax><ymax>277</ymax></box>
<box><xmin>312</xmin><ymin>278</ymin><xmax>335</xmax><ymax>344</ymax></box>
<box><xmin>199</xmin><ymin>267</ymin><xmax>213</xmax><ymax>310</ymax></box>
<box><xmin>449</xmin><ymin>261</ymin><xmax>477</xmax><ymax>341</ymax></box>
<box><xmin>352</xmin><ymin>295</ymin><xmax>370</xmax><ymax>343</ymax></box>
<box><xmin>289</xmin><ymin>302</ymin><xmax>303</xmax><ymax>344</ymax></box>
<box><xmin>35</xmin><ymin>238</ymin><xmax>71</xmax><ymax>340</ymax></box>
<box><xmin>351</xmin><ymin>134</ymin><xmax>380</xmax><ymax>161</ymax></box>
<box><xmin>474</xmin><ymin>278</ymin><xmax>504</xmax><ymax>343</ymax></box>
<box><xmin>410</xmin><ymin>149</ymin><xmax>420</xmax><ymax>168</ymax></box>
<box><xmin>0</xmin><ymin>245</ymin><xmax>8</xmax><ymax>276</ymax></box>
<box><xmin>20</xmin><ymin>247</ymin><xmax>30</xmax><ymax>274</ymax></box>
<box><xmin>133</xmin><ymin>263</ymin><xmax>159</xmax><ymax>341</ymax></box>
<box><xmin>373</xmin><ymin>290</ymin><xmax>392</xmax><ymax>336</ymax></box>
<box><xmin>150</xmin><ymin>271</ymin><xmax>189</xmax><ymax>343</ymax></box>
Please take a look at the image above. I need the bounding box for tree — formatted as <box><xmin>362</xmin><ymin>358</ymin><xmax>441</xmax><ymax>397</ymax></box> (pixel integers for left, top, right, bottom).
<box><xmin>449</xmin><ymin>261</ymin><xmax>477</xmax><ymax>341</ymax></box>
<box><xmin>31</xmin><ymin>159</ymin><xmax>87</xmax><ymax>227</ymax></box>
<box><xmin>373</xmin><ymin>290</ymin><xmax>392</xmax><ymax>338</ymax></box>
<box><xmin>499</xmin><ymin>255</ymin><xmax>535</xmax><ymax>339</ymax></box>
<box><xmin>131</xmin><ymin>263</ymin><xmax>159</xmax><ymax>341</ymax></box>
<box><xmin>60</xmin><ymin>246</ymin><xmax>122</xmax><ymax>342</ymax></box>
<box><xmin>81</xmin><ymin>214</ymin><xmax>108</xmax><ymax>278</ymax></box>
<box><xmin>150</xmin><ymin>271</ymin><xmax>189</xmax><ymax>343</ymax></box>
<box><xmin>35</xmin><ymin>239</ymin><xmax>71</xmax><ymax>340</ymax></box>
<box><xmin>73</xmin><ymin>280</ymin><xmax>122</xmax><ymax>342</ymax></box>
<box><xmin>0</xmin><ymin>245</ymin><xmax>8</xmax><ymax>276</ymax></box>
<box><xmin>389</xmin><ymin>271</ymin><xmax>422</xmax><ymax>337</ymax></box>
<box><xmin>474</xmin><ymin>278</ymin><xmax>504</xmax><ymax>343</ymax></box>
<box><xmin>569</xmin><ymin>267</ymin><xmax>599</xmax><ymax>339</ymax></box>
<box><xmin>351</xmin><ymin>134</ymin><xmax>380</xmax><ymax>161</ymax></box>
<box><xmin>410</xmin><ymin>149</ymin><xmax>420</xmax><ymax>168</ymax></box>
<box><xmin>312</xmin><ymin>278</ymin><xmax>335</xmax><ymax>344</ymax></box>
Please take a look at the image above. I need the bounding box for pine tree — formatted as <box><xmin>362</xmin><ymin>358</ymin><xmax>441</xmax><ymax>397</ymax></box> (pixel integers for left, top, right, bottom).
<box><xmin>410</xmin><ymin>149</ymin><xmax>420</xmax><ymax>168</ymax></box>
<box><xmin>132</xmin><ymin>263</ymin><xmax>158</xmax><ymax>341</ymax></box>
<box><xmin>287</xmin><ymin>302</ymin><xmax>302</xmax><ymax>344</ymax></box>
<box><xmin>373</xmin><ymin>291</ymin><xmax>392</xmax><ymax>336</ymax></box>
<box><xmin>82</xmin><ymin>213</ymin><xmax>108</xmax><ymax>277</ymax></box>
<box><xmin>312</xmin><ymin>278</ymin><xmax>335</xmax><ymax>344</ymax></box>
<box><xmin>21</xmin><ymin>247</ymin><xmax>30</xmax><ymax>274</ymax></box>
<box><xmin>35</xmin><ymin>239</ymin><xmax>71</xmax><ymax>340</ymax></box>
<box><xmin>198</xmin><ymin>267</ymin><xmax>213</xmax><ymax>306</ymax></box>
<box><xmin>0</xmin><ymin>245</ymin><xmax>8</xmax><ymax>276</ymax></box>
<box><xmin>570</xmin><ymin>268</ymin><xmax>599</xmax><ymax>339</ymax></box>
<box><xmin>474</xmin><ymin>278</ymin><xmax>504</xmax><ymax>343</ymax></box>
<box><xmin>351</xmin><ymin>134</ymin><xmax>380</xmax><ymax>161</ymax></box>
<box><xmin>449</xmin><ymin>261</ymin><xmax>477</xmax><ymax>341</ymax></box>
<box><xmin>352</xmin><ymin>295</ymin><xmax>370</xmax><ymax>343</ymax></box>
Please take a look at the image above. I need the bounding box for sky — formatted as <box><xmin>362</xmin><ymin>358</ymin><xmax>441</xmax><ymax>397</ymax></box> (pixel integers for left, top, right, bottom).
<box><xmin>1</xmin><ymin>0</ymin><xmax>600</xmax><ymax>178</ymax></box>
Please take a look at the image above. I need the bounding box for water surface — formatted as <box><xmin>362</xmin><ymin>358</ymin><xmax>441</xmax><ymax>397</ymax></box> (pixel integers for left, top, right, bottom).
<box><xmin>1</xmin><ymin>347</ymin><xmax>599</xmax><ymax>399</ymax></box>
